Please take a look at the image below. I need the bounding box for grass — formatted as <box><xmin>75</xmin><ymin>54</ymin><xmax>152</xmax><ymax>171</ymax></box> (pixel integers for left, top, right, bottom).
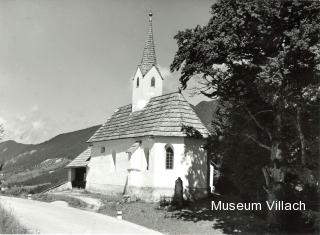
<box><xmin>92</xmin><ymin>193</ymin><xmax>269</xmax><ymax>234</ymax></box>
<box><xmin>2</xmin><ymin>184</ymin><xmax>51</xmax><ymax>197</ymax></box>
<box><xmin>32</xmin><ymin>193</ymin><xmax>89</xmax><ymax>209</ymax></box>
<box><xmin>0</xmin><ymin>203</ymin><xmax>29</xmax><ymax>234</ymax></box>
<box><xmin>32</xmin><ymin>190</ymin><xmax>271</xmax><ymax>234</ymax></box>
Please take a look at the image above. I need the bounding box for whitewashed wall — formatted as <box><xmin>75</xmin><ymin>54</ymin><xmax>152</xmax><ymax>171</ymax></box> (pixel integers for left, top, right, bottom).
<box><xmin>86</xmin><ymin>136</ymin><xmax>209</xmax><ymax>198</ymax></box>
<box><xmin>86</xmin><ymin>137</ymin><xmax>154</xmax><ymax>193</ymax></box>
<box><xmin>152</xmin><ymin>137</ymin><xmax>208</xmax><ymax>191</ymax></box>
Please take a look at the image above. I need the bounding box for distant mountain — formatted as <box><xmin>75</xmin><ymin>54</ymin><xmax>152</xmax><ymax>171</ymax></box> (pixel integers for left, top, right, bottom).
<box><xmin>0</xmin><ymin>140</ymin><xmax>30</xmax><ymax>164</ymax></box>
<box><xmin>0</xmin><ymin>125</ymin><xmax>100</xmax><ymax>190</ymax></box>
<box><xmin>191</xmin><ymin>100</ymin><xmax>219</xmax><ymax>133</ymax></box>
<box><xmin>0</xmin><ymin>126</ymin><xmax>100</xmax><ymax>189</ymax></box>
<box><xmin>0</xmin><ymin>125</ymin><xmax>100</xmax><ymax>171</ymax></box>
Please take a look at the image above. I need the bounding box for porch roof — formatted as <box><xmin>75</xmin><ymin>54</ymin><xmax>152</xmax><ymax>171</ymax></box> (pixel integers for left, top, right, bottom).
<box><xmin>66</xmin><ymin>148</ymin><xmax>91</xmax><ymax>168</ymax></box>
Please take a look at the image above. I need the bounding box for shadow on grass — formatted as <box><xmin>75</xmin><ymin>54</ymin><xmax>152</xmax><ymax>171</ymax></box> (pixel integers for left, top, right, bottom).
<box><xmin>168</xmin><ymin>194</ymin><xmax>269</xmax><ymax>234</ymax></box>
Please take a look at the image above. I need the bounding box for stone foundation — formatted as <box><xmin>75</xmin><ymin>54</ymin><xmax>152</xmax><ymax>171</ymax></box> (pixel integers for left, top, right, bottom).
<box><xmin>86</xmin><ymin>183</ymin><xmax>124</xmax><ymax>195</ymax></box>
<box><xmin>126</xmin><ymin>186</ymin><xmax>174</xmax><ymax>201</ymax></box>
<box><xmin>86</xmin><ymin>183</ymin><xmax>209</xmax><ymax>201</ymax></box>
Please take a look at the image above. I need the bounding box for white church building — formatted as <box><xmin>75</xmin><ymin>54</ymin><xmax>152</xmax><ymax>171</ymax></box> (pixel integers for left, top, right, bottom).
<box><xmin>66</xmin><ymin>12</ymin><xmax>212</xmax><ymax>200</ymax></box>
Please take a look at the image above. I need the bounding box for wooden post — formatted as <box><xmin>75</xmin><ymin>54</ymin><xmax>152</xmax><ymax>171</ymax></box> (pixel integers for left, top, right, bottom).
<box><xmin>116</xmin><ymin>210</ymin><xmax>122</xmax><ymax>220</ymax></box>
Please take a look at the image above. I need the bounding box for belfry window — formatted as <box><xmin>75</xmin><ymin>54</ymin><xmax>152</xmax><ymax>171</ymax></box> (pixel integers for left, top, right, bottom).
<box><xmin>165</xmin><ymin>145</ymin><xmax>174</xmax><ymax>169</ymax></box>
<box><xmin>151</xmin><ymin>77</ymin><xmax>155</xmax><ymax>87</ymax></box>
<box><xmin>136</xmin><ymin>77</ymin><xmax>140</xmax><ymax>88</ymax></box>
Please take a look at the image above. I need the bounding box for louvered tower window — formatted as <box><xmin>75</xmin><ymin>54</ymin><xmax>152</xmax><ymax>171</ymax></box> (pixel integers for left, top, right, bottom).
<box><xmin>151</xmin><ymin>77</ymin><xmax>155</xmax><ymax>87</ymax></box>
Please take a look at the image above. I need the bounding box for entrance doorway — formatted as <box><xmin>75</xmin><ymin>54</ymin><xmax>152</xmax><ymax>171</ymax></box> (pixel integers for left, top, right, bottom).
<box><xmin>72</xmin><ymin>167</ymin><xmax>86</xmax><ymax>188</ymax></box>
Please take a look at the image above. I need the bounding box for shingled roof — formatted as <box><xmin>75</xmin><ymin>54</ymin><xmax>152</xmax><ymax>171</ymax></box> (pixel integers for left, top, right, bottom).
<box><xmin>139</xmin><ymin>12</ymin><xmax>158</xmax><ymax>76</ymax></box>
<box><xmin>88</xmin><ymin>92</ymin><xmax>210</xmax><ymax>143</ymax></box>
<box><xmin>66</xmin><ymin>148</ymin><xmax>91</xmax><ymax>168</ymax></box>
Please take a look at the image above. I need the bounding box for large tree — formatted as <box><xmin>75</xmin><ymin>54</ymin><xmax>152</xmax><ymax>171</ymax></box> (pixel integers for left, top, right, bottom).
<box><xmin>171</xmin><ymin>0</ymin><xmax>320</xmax><ymax>228</ymax></box>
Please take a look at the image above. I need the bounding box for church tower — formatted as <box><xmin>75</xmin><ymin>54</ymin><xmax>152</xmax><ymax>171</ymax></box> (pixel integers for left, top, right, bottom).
<box><xmin>132</xmin><ymin>12</ymin><xmax>163</xmax><ymax>112</ymax></box>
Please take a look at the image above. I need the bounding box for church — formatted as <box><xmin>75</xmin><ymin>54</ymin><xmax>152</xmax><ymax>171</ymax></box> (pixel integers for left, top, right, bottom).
<box><xmin>66</xmin><ymin>12</ymin><xmax>212</xmax><ymax>201</ymax></box>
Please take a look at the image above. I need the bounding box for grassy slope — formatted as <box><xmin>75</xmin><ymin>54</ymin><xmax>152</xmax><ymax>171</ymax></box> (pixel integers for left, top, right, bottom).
<box><xmin>0</xmin><ymin>204</ymin><xmax>29</xmax><ymax>234</ymax></box>
<box><xmin>0</xmin><ymin>140</ymin><xmax>30</xmax><ymax>164</ymax></box>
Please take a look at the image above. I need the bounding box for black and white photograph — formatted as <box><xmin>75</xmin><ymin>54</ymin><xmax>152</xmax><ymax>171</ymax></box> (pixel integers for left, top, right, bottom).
<box><xmin>0</xmin><ymin>0</ymin><xmax>319</xmax><ymax>234</ymax></box>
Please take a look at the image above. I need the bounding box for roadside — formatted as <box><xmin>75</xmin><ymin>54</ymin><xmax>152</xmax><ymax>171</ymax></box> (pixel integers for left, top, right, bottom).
<box><xmin>36</xmin><ymin>190</ymin><xmax>227</xmax><ymax>234</ymax></box>
<box><xmin>0</xmin><ymin>203</ymin><xmax>29</xmax><ymax>234</ymax></box>
<box><xmin>28</xmin><ymin>189</ymin><xmax>269</xmax><ymax>234</ymax></box>
<box><xmin>0</xmin><ymin>195</ymin><xmax>162</xmax><ymax>234</ymax></box>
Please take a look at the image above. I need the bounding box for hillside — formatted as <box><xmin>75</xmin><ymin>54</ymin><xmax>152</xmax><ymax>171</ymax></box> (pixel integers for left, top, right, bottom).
<box><xmin>0</xmin><ymin>125</ymin><xmax>100</xmax><ymax>171</ymax></box>
<box><xmin>0</xmin><ymin>125</ymin><xmax>100</xmax><ymax>190</ymax></box>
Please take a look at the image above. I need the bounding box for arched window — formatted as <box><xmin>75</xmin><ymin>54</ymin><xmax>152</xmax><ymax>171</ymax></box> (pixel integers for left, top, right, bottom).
<box><xmin>165</xmin><ymin>145</ymin><xmax>174</xmax><ymax>169</ymax></box>
<box><xmin>151</xmin><ymin>77</ymin><xmax>155</xmax><ymax>87</ymax></box>
<box><xmin>100</xmin><ymin>147</ymin><xmax>105</xmax><ymax>153</ymax></box>
<box><xmin>136</xmin><ymin>77</ymin><xmax>140</xmax><ymax>88</ymax></box>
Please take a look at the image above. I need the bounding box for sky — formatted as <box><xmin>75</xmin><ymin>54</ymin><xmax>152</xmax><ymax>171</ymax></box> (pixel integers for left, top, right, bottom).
<box><xmin>0</xmin><ymin>0</ymin><xmax>213</xmax><ymax>144</ymax></box>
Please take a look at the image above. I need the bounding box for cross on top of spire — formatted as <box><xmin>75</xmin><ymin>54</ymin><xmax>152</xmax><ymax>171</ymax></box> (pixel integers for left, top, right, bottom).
<box><xmin>139</xmin><ymin>11</ymin><xmax>157</xmax><ymax>76</ymax></box>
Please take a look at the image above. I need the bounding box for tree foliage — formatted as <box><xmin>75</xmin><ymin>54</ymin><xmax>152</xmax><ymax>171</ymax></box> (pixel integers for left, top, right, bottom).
<box><xmin>171</xmin><ymin>0</ymin><xmax>320</xmax><ymax>232</ymax></box>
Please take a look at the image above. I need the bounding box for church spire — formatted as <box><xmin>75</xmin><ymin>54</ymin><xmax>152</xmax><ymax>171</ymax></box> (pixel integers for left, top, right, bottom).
<box><xmin>132</xmin><ymin>11</ymin><xmax>163</xmax><ymax>112</ymax></box>
<box><xmin>140</xmin><ymin>11</ymin><xmax>157</xmax><ymax>76</ymax></box>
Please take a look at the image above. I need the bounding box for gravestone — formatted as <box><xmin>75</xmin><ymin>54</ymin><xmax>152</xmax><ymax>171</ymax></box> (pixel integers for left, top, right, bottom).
<box><xmin>173</xmin><ymin>177</ymin><xmax>183</xmax><ymax>206</ymax></box>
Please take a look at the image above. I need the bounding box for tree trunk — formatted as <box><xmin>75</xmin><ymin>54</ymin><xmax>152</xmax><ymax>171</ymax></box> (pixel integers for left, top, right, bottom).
<box><xmin>263</xmin><ymin>110</ymin><xmax>285</xmax><ymax>228</ymax></box>
<box><xmin>296</xmin><ymin>106</ymin><xmax>306</xmax><ymax>165</ymax></box>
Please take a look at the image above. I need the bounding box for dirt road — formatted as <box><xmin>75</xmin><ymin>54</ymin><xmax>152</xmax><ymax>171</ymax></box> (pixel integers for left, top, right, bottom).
<box><xmin>0</xmin><ymin>196</ymin><xmax>162</xmax><ymax>234</ymax></box>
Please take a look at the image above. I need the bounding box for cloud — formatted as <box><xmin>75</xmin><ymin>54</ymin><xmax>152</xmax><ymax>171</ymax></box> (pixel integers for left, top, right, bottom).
<box><xmin>16</xmin><ymin>114</ymin><xmax>26</xmax><ymax>122</ymax></box>
<box><xmin>0</xmin><ymin>108</ymin><xmax>53</xmax><ymax>144</ymax></box>
<box><xmin>158</xmin><ymin>65</ymin><xmax>171</xmax><ymax>78</ymax></box>
<box><xmin>158</xmin><ymin>65</ymin><xmax>212</xmax><ymax>105</ymax></box>
<box><xmin>158</xmin><ymin>65</ymin><xmax>181</xmax><ymax>94</ymax></box>
<box><xmin>32</xmin><ymin>120</ymin><xmax>44</xmax><ymax>130</ymax></box>
<box><xmin>31</xmin><ymin>104</ymin><xmax>39</xmax><ymax>112</ymax></box>
<box><xmin>0</xmin><ymin>116</ymin><xmax>7</xmax><ymax>125</ymax></box>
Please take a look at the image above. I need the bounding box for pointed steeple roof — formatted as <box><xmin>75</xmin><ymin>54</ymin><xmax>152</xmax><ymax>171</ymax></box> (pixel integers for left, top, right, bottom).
<box><xmin>139</xmin><ymin>11</ymin><xmax>157</xmax><ymax>76</ymax></box>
